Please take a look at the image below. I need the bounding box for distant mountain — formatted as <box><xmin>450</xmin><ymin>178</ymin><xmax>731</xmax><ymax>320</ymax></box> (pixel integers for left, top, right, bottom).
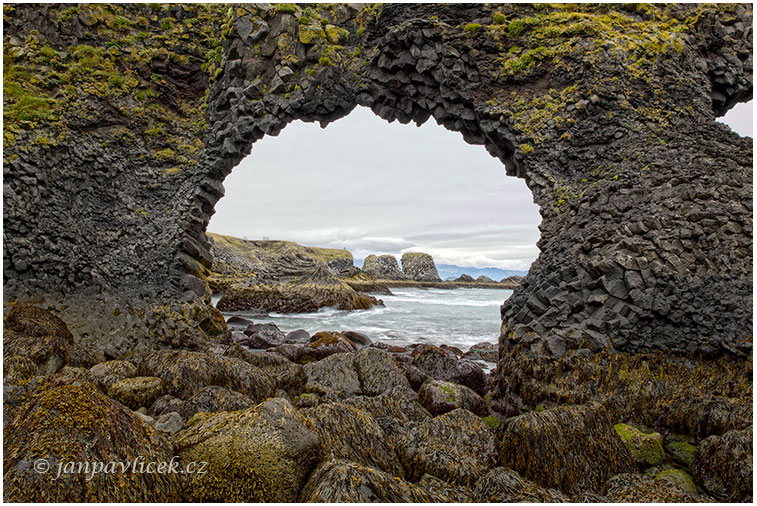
<box><xmin>435</xmin><ymin>264</ymin><xmax>528</xmax><ymax>282</ymax></box>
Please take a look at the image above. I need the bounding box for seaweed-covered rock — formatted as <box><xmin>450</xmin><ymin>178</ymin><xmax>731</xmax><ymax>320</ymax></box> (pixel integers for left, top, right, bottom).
<box><xmin>150</xmin><ymin>394</ymin><xmax>185</xmax><ymax>417</ymax></box>
<box><xmin>89</xmin><ymin>360</ymin><xmax>137</xmax><ymax>392</ymax></box>
<box><xmin>107</xmin><ymin>376</ymin><xmax>164</xmax><ymax>410</ymax></box>
<box><xmin>300</xmin><ymin>460</ymin><xmax>435</xmax><ymax>502</ymax></box>
<box><xmin>655</xmin><ymin>469</ymin><xmax>698</xmax><ymax>496</ymax></box>
<box><xmin>401</xmin><ymin>252</ymin><xmax>441</xmax><ymax>281</ymax></box>
<box><xmin>3</xmin><ymin>356</ymin><xmax>39</xmax><ymax>385</ymax></box>
<box><xmin>614</xmin><ymin>423</ymin><xmax>666</xmax><ymax>467</ymax></box>
<box><xmin>398</xmin><ymin>408</ymin><xmax>498</xmax><ymax>486</ymax></box>
<box><xmin>692</xmin><ymin>428</ymin><xmax>752</xmax><ymax>502</ymax></box>
<box><xmin>135</xmin><ymin>349</ymin><xmax>275</xmax><ymax>400</ymax></box>
<box><xmin>178</xmin><ymin>385</ymin><xmax>255</xmax><ymax>420</ymax></box>
<box><xmin>656</xmin><ymin>396</ymin><xmax>752</xmax><ymax>438</ymax></box>
<box><xmin>176</xmin><ymin>398</ymin><xmax>320</xmax><ymax>502</ymax></box>
<box><xmin>242</xmin><ymin>322</ymin><xmax>286</xmax><ymax>349</ymax></box>
<box><xmin>305</xmin><ymin>402</ymin><xmax>404</xmax><ymax>477</ymax></box>
<box><xmin>197</xmin><ymin>305</ymin><xmax>231</xmax><ymax>343</ymax></box>
<box><xmin>305</xmin><ymin>331</ymin><xmax>358</xmax><ymax>360</ymax></box>
<box><xmin>499</xmin><ymin>402</ymin><xmax>634</xmax><ymax>495</ymax></box>
<box><xmin>304</xmin><ymin>353</ymin><xmax>361</xmax><ymax>396</ymax></box>
<box><xmin>342</xmin><ymin>330</ymin><xmax>372</xmax><ymax>348</ymax></box>
<box><xmin>472</xmin><ymin>467</ymin><xmax>569</xmax><ymax>502</ymax></box>
<box><xmin>398</xmin><ymin>360</ymin><xmax>433</xmax><ymax>391</ymax></box>
<box><xmin>604</xmin><ymin>473</ymin><xmax>701</xmax><ymax>502</ymax></box>
<box><xmin>344</xmin><ymin>389</ymin><xmax>431</xmax><ymax>423</ymax></box>
<box><xmin>3</xmin><ymin>303</ymin><xmax>74</xmax><ymax>376</ymax></box>
<box><xmin>355</xmin><ymin>347</ymin><xmax>413</xmax><ymax>396</ymax></box>
<box><xmin>3</xmin><ymin>377</ymin><xmax>181</xmax><ymax>502</ymax></box>
<box><xmin>57</xmin><ymin>366</ymin><xmax>93</xmax><ymax>383</ymax></box>
<box><xmin>412</xmin><ymin>345</ymin><xmax>487</xmax><ymax>395</ymax></box>
<box><xmin>67</xmin><ymin>344</ymin><xmax>98</xmax><ymax>369</ymax></box>
<box><xmin>223</xmin><ymin>345</ymin><xmax>307</xmax><ymax>396</ymax></box>
<box><xmin>418</xmin><ymin>379</ymin><xmax>488</xmax><ymax>416</ymax></box>
<box><xmin>417</xmin><ymin>474</ymin><xmax>473</xmax><ymax>502</ymax></box>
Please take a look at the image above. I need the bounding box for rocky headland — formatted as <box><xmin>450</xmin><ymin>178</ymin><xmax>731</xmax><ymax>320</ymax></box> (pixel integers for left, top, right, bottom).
<box><xmin>2</xmin><ymin>2</ymin><xmax>752</xmax><ymax>504</ymax></box>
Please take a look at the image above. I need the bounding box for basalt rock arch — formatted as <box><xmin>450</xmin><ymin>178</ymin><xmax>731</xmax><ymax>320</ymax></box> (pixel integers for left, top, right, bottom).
<box><xmin>3</xmin><ymin>4</ymin><xmax>752</xmax><ymax>369</ymax></box>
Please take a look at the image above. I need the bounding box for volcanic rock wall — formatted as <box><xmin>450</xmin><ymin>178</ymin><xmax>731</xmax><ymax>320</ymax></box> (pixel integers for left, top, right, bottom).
<box><xmin>3</xmin><ymin>4</ymin><xmax>753</xmax><ymax>363</ymax></box>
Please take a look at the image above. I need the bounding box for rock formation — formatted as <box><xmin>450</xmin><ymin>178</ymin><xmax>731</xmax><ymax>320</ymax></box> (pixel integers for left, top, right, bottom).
<box><xmin>401</xmin><ymin>252</ymin><xmax>442</xmax><ymax>282</ymax></box>
<box><xmin>2</xmin><ymin>4</ymin><xmax>751</xmax><ymax>362</ymax></box>
<box><xmin>362</xmin><ymin>254</ymin><xmax>409</xmax><ymax>280</ymax></box>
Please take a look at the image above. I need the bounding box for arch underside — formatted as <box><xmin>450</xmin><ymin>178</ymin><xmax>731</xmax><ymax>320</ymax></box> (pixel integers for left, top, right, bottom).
<box><xmin>2</xmin><ymin>4</ymin><xmax>753</xmax><ymax>363</ymax></box>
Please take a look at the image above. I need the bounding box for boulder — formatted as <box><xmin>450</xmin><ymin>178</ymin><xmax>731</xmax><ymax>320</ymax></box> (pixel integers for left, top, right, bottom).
<box><xmin>243</xmin><ymin>322</ymin><xmax>286</xmax><ymax>349</ymax></box>
<box><xmin>666</xmin><ymin>440</ymin><xmax>697</xmax><ymax>468</ymax></box>
<box><xmin>417</xmin><ymin>474</ymin><xmax>473</xmax><ymax>502</ymax></box>
<box><xmin>176</xmin><ymin>398</ymin><xmax>320</xmax><ymax>502</ymax></box>
<box><xmin>462</xmin><ymin>341</ymin><xmax>499</xmax><ymax>362</ymax></box>
<box><xmin>398</xmin><ymin>361</ymin><xmax>433</xmax><ymax>391</ymax></box>
<box><xmin>304</xmin><ymin>402</ymin><xmax>404</xmax><ymax>477</ymax></box>
<box><xmin>411</xmin><ymin>345</ymin><xmax>487</xmax><ymax>395</ymax></box>
<box><xmin>196</xmin><ymin>305</ymin><xmax>231</xmax><ymax>343</ymax></box>
<box><xmin>692</xmin><ymin>428</ymin><xmax>752</xmax><ymax>502</ymax></box>
<box><xmin>418</xmin><ymin>379</ymin><xmax>488</xmax><ymax>416</ymax></box>
<box><xmin>304</xmin><ymin>353</ymin><xmax>361</xmax><ymax>397</ymax></box>
<box><xmin>401</xmin><ymin>252</ymin><xmax>441</xmax><ymax>281</ymax></box>
<box><xmin>656</xmin><ymin>396</ymin><xmax>751</xmax><ymax>438</ymax></box>
<box><xmin>150</xmin><ymin>394</ymin><xmax>185</xmax><ymax>417</ymax></box>
<box><xmin>225</xmin><ymin>315</ymin><xmax>254</xmax><ymax>328</ymax></box>
<box><xmin>67</xmin><ymin>344</ymin><xmax>98</xmax><ymax>369</ymax></box>
<box><xmin>604</xmin><ymin>473</ymin><xmax>700</xmax><ymax>502</ymax></box>
<box><xmin>107</xmin><ymin>376</ymin><xmax>164</xmax><ymax>410</ymax></box>
<box><xmin>300</xmin><ymin>460</ymin><xmax>435</xmax><ymax>502</ymax></box>
<box><xmin>286</xmin><ymin>328</ymin><xmax>310</xmax><ymax>342</ymax></box>
<box><xmin>3</xmin><ymin>303</ymin><xmax>74</xmax><ymax>376</ymax></box>
<box><xmin>154</xmin><ymin>411</ymin><xmax>184</xmax><ymax>433</ymax></box>
<box><xmin>238</xmin><ymin>350</ymin><xmax>306</xmax><ymax>396</ymax></box>
<box><xmin>472</xmin><ymin>467</ymin><xmax>570</xmax><ymax>502</ymax></box>
<box><xmin>89</xmin><ymin>360</ymin><xmax>137</xmax><ymax>392</ymax></box>
<box><xmin>57</xmin><ymin>366</ymin><xmax>93</xmax><ymax>383</ymax></box>
<box><xmin>397</xmin><ymin>408</ymin><xmax>498</xmax><ymax>486</ymax></box>
<box><xmin>135</xmin><ymin>349</ymin><xmax>275</xmax><ymax>400</ymax></box>
<box><xmin>654</xmin><ymin>469</ymin><xmax>698</xmax><ymax>496</ymax></box>
<box><xmin>344</xmin><ymin>389</ymin><xmax>431</xmax><ymax>423</ymax></box>
<box><xmin>3</xmin><ymin>356</ymin><xmax>39</xmax><ymax>385</ymax></box>
<box><xmin>354</xmin><ymin>347</ymin><xmax>414</xmax><ymax>396</ymax></box>
<box><xmin>3</xmin><ymin>377</ymin><xmax>181</xmax><ymax>502</ymax></box>
<box><xmin>614</xmin><ymin>423</ymin><xmax>666</xmax><ymax>467</ymax></box>
<box><xmin>362</xmin><ymin>254</ymin><xmax>408</xmax><ymax>280</ymax></box>
<box><xmin>179</xmin><ymin>385</ymin><xmax>255</xmax><ymax>420</ymax></box>
<box><xmin>499</xmin><ymin>402</ymin><xmax>634</xmax><ymax>495</ymax></box>
<box><xmin>342</xmin><ymin>330</ymin><xmax>372</xmax><ymax>347</ymax></box>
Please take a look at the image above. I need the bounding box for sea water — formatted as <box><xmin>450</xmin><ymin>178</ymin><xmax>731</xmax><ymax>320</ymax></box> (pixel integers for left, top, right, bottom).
<box><xmin>213</xmin><ymin>287</ymin><xmax>511</xmax><ymax>351</ymax></box>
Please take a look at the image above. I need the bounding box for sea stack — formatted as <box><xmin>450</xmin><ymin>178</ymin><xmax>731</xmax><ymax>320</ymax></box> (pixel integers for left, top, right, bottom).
<box><xmin>362</xmin><ymin>254</ymin><xmax>408</xmax><ymax>280</ymax></box>
<box><xmin>401</xmin><ymin>252</ymin><xmax>441</xmax><ymax>282</ymax></box>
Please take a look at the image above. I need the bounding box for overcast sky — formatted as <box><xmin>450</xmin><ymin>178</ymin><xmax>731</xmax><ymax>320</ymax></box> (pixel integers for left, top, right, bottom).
<box><xmin>209</xmin><ymin>101</ymin><xmax>752</xmax><ymax>270</ymax></box>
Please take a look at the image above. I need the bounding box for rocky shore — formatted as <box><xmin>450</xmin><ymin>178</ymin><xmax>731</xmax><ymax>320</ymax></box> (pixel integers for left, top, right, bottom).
<box><xmin>4</xmin><ymin>302</ymin><xmax>752</xmax><ymax>502</ymax></box>
<box><xmin>210</xmin><ymin>233</ymin><xmax>522</xmax><ymax>313</ymax></box>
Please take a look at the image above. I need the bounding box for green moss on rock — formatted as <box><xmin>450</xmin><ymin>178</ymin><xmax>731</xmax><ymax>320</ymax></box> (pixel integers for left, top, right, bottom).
<box><xmin>655</xmin><ymin>468</ymin><xmax>698</xmax><ymax>496</ymax></box>
<box><xmin>614</xmin><ymin>423</ymin><xmax>666</xmax><ymax>466</ymax></box>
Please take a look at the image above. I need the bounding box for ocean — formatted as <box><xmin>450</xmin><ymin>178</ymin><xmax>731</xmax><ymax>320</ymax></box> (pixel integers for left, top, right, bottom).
<box><xmin>213</xmin><ymin>287</ymin><xmax>511</xmax><ymax>351</ymax></box>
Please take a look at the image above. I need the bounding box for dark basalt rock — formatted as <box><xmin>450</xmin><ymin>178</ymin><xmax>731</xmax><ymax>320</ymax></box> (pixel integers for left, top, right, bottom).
<box><xmin>462</xmin><ymin>341</ymin><xmax>499</xmax><ymax>363</ymax></box>
<box><xmin>242</xmin><ymin>322</ymin><xmax>286</xmax><ymax>349</ymax></box>
<box><xmin>401</xmin><ymin>252</ymin><xmax>441</xmax><ymax>281</ymax></box>
<box><xmin>498</xmin><ymin>402</ymin><xmax>634</xmax><ymax>495</ymax></box>
<box><xmin>692</xmin><ymin>428</ymin><xmax>753</xmax><ymax>502</ymax></box>
<box><xmin>286</xmin><ymin>328</ymin><xmax>310</xmax><ymax>343</ymax></box>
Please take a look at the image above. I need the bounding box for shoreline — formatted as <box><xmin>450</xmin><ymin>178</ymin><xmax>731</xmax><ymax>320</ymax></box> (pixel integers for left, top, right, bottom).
<box><xmin>375</xmin><ymin>280</ymin><xmax>518</xmax><ymax>290</ymax></box>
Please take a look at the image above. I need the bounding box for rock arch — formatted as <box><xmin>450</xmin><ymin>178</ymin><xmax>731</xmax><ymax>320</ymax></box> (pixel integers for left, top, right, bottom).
<box><xmin>3</xmin><ymin>4</ymin><xmax>752</xmax><ymax>364</ymax></box>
